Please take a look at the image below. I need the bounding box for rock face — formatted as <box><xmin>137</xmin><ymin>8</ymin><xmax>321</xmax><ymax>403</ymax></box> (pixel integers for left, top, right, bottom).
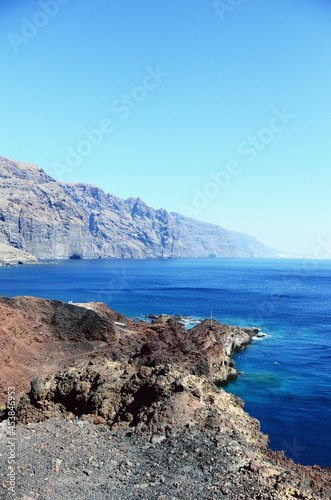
<box><xmin>0</xmin><ymin>156</ymin><xmax>276</xmax><ymax>260</ymax></box>
<box><xmin>0</xmin><ymin>157</ymin><xmax>92</xmax><ymax>261</ymax></box>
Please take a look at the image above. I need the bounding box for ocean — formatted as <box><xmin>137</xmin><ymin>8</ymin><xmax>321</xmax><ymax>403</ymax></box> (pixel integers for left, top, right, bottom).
<box><xmin>1</xmin><ymin>258</ymin><xmax>330</xmax><ymax>467</ymax></box>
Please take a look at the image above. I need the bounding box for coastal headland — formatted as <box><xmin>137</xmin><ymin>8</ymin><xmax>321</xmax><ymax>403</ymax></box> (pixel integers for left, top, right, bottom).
<box><xmin>0</xmin><ymin>155</ymin><xmax>277</xmax><ymax>261</ymax></box>
<box><xmin>0</xmin><ymin>296</ymin><xmax>330</xmax><ymax>498</ymax></box>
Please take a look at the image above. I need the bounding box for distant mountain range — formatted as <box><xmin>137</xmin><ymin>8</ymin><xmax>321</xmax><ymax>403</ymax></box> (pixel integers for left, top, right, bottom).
<box><xmin>0</xmin><ymin>156</ymin><xmax>278</xmax><ymax>263</ymax></box>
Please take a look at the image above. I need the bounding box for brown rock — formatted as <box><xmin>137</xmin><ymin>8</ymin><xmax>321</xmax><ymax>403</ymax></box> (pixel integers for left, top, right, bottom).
<box><xmin>0</xmin><ymin>296</ymin><xmax>119</xmax><ymax>403</ymax></box>
<box><xmin>0</xmin><ymin>295</ymin><xmax>330</xmax><ymax>499</ymax></box>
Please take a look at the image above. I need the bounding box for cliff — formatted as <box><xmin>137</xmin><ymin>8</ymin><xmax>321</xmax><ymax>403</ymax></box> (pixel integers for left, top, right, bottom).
<box><xmin>0</xmin><ymin>156</ymin><xmax>276</xmax><ymax>260</ymax></box>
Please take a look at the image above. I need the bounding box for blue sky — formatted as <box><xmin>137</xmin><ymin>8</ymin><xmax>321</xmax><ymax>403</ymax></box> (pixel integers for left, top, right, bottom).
<box><xmin>1</xmin><ymin>0</ymin><xmax>330</xmax><ymax>256</ymax></box>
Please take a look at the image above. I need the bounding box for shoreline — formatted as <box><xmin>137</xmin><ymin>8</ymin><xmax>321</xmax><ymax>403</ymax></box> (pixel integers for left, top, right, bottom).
<box><xmin>0</xmin><ymin>296</ymin><xmax>330</xmax><ymax>497</ymax></box>
<box><xmin>0</xmin><ymin>296</ymin><xmax>258</xmax><ymax>405</ymax></box>
<box><xmin>0</xmin><ymin>261</ymin><xmax>57</xmax><ymax>267</ymax></box>
<box><xmin>1</xmin><ymin>255</ymin><xmax>320</xmax><ymax>267</ymax></box>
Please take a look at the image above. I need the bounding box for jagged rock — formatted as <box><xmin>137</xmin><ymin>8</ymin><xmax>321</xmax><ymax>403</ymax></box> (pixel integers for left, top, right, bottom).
<box><xmin>151</xmin><ymin>314</ymin><xmax>172</xmax><ymax>324</ymax></box>
<box><xmin>0</xmin><ymin>296</ymin><xmax>330</xmax><ymax>499</ymax></box>
<box><xmin>0</xmin><ymin>297</ymin><xmax>256</xmax><ymax>405</ymax></box>
<box><xmin>0</xmin><ymin>156</ymin><xmax>277</xmax><ymax>260</ymax></box>
<box><xmin>10</xmin><ymin>359</ymin><xmax>331</xmax><ymax>499</ymax></box>
<box><xmin>14</xmin><ymin>359</ymin><xmax>267</xmax><ymax>448</ymax></box>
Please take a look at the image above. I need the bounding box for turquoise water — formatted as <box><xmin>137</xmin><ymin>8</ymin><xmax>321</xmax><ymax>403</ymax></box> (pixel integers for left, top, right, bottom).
<box><xmin>1</xmin><ymin>258</ymin><xmax>330</xmax><ymax>467</ymax></box>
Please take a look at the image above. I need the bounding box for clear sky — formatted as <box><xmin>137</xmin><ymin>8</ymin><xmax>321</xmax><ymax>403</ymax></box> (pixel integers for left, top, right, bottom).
<box><xmin>1</xmin><ymin>0</ymin><xmax>330</xmax><ymax>256</ymax></box>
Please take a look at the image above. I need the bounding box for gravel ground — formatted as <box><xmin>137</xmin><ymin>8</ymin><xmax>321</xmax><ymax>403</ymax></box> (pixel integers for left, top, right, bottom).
<box><xmin>0</xmin><ymin>417</ymin><xmax>282</xmax><ymax>500</ymax></box>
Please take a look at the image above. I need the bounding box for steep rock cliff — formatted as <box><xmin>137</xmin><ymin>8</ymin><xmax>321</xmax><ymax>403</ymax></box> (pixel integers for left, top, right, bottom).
<box><xmin>0</xmin><ymin>156</ymin><xmax>276</xmax><ymax>260</ymax></box>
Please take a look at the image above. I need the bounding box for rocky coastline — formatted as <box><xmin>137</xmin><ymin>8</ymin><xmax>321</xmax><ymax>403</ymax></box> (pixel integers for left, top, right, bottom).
<box><xmin>0</xmin><ymin>243</ymin><xmax>57</xmax><ymax>267</ymax></box>
<box><xmin>0</xmin><ymin>156</ymin><xmax>277</xmax><ymax>260</ymax></box>
<box><xmin>0</xmin><ymin>242</ymin><xmax>38</xmax><ymax>267</ymax></box>
<box><xmin>0</xmin><ymin>297</ymin><xmax>330</xmax><ymax>498</ymax></box>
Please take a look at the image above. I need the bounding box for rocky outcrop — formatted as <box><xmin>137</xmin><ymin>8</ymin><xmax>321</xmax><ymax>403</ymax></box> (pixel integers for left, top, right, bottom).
<box><xmin>0</xmin><ymin>296</ymin><xmax>119</xmax><ymax>404</ymax></box>
<box><xmin>14</xmin><ymin>360</ymin><xmax>266</xmax><ymax>447</ymax></box>
<box><xmin>0</xmin><ymin>297</ymin><xmax>254</xmax><ymax>404</ymax></box>
<box><xmin>0</xmin><ymin>155</ymin><xmax>277</xmax><ymax>260</ymax></box>
<box><xmin>9</xmin><ymin>360</ymin><xmax>331</xmax><ymax>499</ymax></box>
<box><xmin>0</xmin><ymin>296</ymin><xmax>330</xmax><ymax>498</ymax></box>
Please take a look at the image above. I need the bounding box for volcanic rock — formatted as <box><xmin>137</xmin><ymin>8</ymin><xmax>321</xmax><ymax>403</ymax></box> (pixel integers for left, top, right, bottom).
<box><xmin>0</xmin><ymin>297</ymin><xmax>253</xmax><ymax>403</ymax></box>
<box><xmin>0</xmin><ymin>296</ymin><xmax>330</xmax><ymax>498</ymax></box>
<box><xmin>7</xmin><ymin>360</ymin><xmax>331</xmax><ymax>499</ymax></box>
<box><xmin>0</xmin><ymin>296</ymin><xmax>119</xmax><ymax>404</ymax></box>
<box><xmin>0</xmin><ymin>155</ymin><xmax>277</xmax><ymax>260</ymax></box>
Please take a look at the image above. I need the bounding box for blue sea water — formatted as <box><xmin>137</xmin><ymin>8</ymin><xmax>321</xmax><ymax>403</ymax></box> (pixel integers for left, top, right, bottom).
<box><xmin>1</xmin><ymin>258</ymin><xmax>330</xmax><ymax>467</ymax></box>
